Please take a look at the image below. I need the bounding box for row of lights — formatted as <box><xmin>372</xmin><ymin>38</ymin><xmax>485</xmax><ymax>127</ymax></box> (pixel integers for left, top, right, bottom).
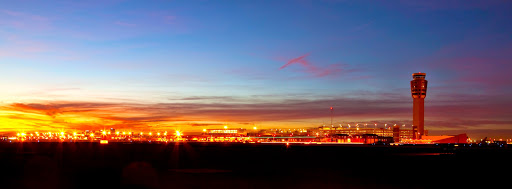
<box><xmin>15</xmin><ymin>130</ymin><xmax>182</xmax><ymax>138</ymax></box>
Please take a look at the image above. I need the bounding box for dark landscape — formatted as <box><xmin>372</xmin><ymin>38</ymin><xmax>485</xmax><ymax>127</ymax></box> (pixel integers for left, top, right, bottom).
<box><xmin>1</xmin><ymin>142</ymin><xmax>510</xmax><ymax>189</ymax></box>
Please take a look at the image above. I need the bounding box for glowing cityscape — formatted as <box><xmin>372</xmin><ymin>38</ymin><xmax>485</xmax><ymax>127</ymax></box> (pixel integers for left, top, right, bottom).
<box><xmin>1</xmin><ymin>1</ymin><xmax>511</xmax><ymax>189</ymax></box>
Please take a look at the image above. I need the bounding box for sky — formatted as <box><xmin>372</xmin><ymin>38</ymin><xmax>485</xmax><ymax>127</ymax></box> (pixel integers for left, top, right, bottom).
<box><xmin>1</xmin><ymin>0</ymin><xmax>511</xmax><ymax>139</ymax></box>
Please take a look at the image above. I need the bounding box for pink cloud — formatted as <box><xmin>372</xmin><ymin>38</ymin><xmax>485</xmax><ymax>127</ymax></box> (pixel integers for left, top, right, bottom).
<box><xmin>280</xmin><ymin>53</ymin><xmax>310</xmax><ymax>69</ymax></box>
<box><xmin>279</xmin><ymin>53</ymin><xmax>344</xmax><ymax>77</ymax></box>
<box><xmin>0</xmin><ymin>9</ymin><xmax>51</xmax><ymax>31</ymax></box>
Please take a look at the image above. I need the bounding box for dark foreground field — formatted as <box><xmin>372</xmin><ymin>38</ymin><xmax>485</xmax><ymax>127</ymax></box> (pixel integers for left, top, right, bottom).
<box><xmin>0</xmin><ymin>142</ymin><xmax>510</xmax><ymax>189</ymax></box>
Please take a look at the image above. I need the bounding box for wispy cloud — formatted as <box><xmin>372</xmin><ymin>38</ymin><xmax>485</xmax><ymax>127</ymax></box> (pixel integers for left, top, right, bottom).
<box><xmin>114</xmin><ymin>21</ymin><xmax>136</xmax><ymax>27</ymax></box>
<box><xmin>279</xmin><ymin>53</ymin><xmax>346</xmax><ymax>77</ymax></box>
<box><xmin>1</xmin><ymin>91</ymin><xmax>511</xmax><ymax>134</ymax></box>
<box><xmin>0</xmin><ymin>9</ymin><xmax>51</xmax><ymax>31</ymax></box>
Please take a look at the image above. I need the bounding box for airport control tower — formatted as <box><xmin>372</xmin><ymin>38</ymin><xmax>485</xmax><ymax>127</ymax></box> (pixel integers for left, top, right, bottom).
<box><xmin>410</xmin><ymin>72</ymin><xmax>427</xmax><ymax>139</ymax></box>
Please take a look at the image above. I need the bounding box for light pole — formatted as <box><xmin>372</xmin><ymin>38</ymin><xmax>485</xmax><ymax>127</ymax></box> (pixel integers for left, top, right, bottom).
<box><xmin>330</xmin><ymin>107</ymin><xmax>333</xmax><ymax>127</ymax></box>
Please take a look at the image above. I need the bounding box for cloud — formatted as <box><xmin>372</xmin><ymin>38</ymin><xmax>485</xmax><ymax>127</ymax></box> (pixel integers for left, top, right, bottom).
<box><xmin>0</xmin><ymin>9</ymin><xmax>51</xmax><ymax>31</ymax></box>
<box><xmin>280</xmin><ymin>53</ymin><xmax>310</xmax><ymax>69</ymax></box>
<box><xmin>2</xmin><ymin>90</ymin><xmax>511</xmax><ymax>135</ymax></box>
<box><xmin>279</xmin><ymin>53</ymin><xmax>346</xmax><ymax>77</ymax></box>
<box><xmin>114</xmin><ymin>21</ymin><xmax>136</xmax><ymax>27</ymax></box>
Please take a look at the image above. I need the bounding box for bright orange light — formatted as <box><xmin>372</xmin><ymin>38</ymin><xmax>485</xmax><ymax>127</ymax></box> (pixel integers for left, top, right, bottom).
<box><xmin>116</xmin><ymin>131</ymin><xmax>120</xmax><ymax>135</ymax></box>
<box><xmin>253</xmin><ymin>127</ymin><xmax>257</xmax><ymax>130</ymax></box>
<box><xmin>60</xmin><ymin>132</ymin><xmax>64</xmax><ymax>136</ymax></box>
<box><xmin>73</xmin><ymin>132</ymin><xmax>77</xmax><ymax>136</ymax></box>
<box><xmin>100</xmin><ymin>140</ymin><xmax>108</xmax><ymax>144</ymax></box>
<box><xmin>149</xmin><ymin>132</ymin><xmax>152</xmax><ymax>136</ymax></box>
<box><xmin>122</xmin><ymin>132</ymin><xmax>126</xmax><ymax>135</ymax></box>
<box><xmin>224</xmin><ymin>126</ymin><xmax>228</xmax><ymax>129</ymax></box>
<box><xmin>90</xmin><ymin>133</ymin><xmax>94</xmax><ymax>137</ymax></box>
<box><xmin>140</xmin><ymin>132</ymin><xmax>143</xmax><ymax>135</ymax></box>
<box><xmin>176</xmin><ymin>130</ymin><xmax>181</xmax><ymax>137</ymax></box>
<box><xmin>157</xmin><ymin>132</ymin><xmax>161</xmax><ymax>136</ymax></box>
<box><xmin>203</xmin><ymin>129</ymin><xmax>207</xmax><ymax>132</ymax></box>
<box><xmin>102</xmin><ymin>131</ymin><xmax>106</xmax><ymax>135</ymax></box>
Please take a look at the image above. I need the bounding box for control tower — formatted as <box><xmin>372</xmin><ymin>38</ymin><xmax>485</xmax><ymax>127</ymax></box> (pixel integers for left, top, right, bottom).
<box><xmin>410</xmin><ymin>72</ymin><xmax>427</xmax><ymax>139</ymax></box>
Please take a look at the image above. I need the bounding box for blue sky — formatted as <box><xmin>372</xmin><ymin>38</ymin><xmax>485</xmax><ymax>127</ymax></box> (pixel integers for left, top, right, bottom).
<box><xmin>1</xmin><ymin>0</ymin><xmax>512</xmax><ymax>139</ymax></box>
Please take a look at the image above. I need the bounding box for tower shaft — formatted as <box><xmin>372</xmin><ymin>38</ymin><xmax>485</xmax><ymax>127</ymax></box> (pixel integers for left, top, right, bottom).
<box><xmin>413</xmin><ymin>98</ymin><xmax>424</xmax><ymax>137</ymax></box>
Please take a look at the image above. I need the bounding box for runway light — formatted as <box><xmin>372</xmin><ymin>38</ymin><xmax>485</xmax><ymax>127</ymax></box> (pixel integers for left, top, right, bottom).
<box><xmin>102</xmin><ymin>131</ymin><xmax>106</xmax><ymax>135</ymax></box>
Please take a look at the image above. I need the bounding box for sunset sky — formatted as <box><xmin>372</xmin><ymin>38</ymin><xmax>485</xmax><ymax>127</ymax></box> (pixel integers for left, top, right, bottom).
<box><xmin>1</xmin><ymin>0</ymin><xmax>511</xmax><ymax>139</ymax></box>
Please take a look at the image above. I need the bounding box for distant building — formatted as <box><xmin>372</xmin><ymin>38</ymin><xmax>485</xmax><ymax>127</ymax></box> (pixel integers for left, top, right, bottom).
<box><xmin>309</xmin><ymin>126</ymin><xmax>423</xmax><ymax>142</ymax></box>
<box><xmin>205</xmin><ymin>128</ymin><xmax>247</xmax><ymax>137</ymax></box>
